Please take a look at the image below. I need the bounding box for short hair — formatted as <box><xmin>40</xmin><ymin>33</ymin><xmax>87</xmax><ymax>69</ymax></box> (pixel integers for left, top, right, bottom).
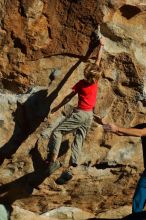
<box><xmin>84</xmin><ymin>63</ymin><xmax>101</xmax><ymax>84</ymax></box>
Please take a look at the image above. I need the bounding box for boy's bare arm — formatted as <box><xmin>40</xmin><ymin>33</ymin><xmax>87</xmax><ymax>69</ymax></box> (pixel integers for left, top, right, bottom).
<box><xmin>51</xmin><ymin>91</ymin><xmax>76</xmax><ymax>113</ymax></box>
<box><xmin>95</xmin><ymin>37</ymin><xmax>105</xmax><ymax>66</ymax></box>
<box><xmin>103</xmin><ymin>123</ymin><xmax>146</xmax><ymax>137</ymax></box>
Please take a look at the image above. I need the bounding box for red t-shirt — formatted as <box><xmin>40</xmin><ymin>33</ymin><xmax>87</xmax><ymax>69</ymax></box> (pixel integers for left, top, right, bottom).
<box><xmin>72</xmin><ymin>79</ymin><xmax>98</xmax><ymax>111</ymax></box>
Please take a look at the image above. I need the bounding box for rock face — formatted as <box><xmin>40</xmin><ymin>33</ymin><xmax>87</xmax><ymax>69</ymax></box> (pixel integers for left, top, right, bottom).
<box><xmin>42</xmin><ymin>206</ymin><xmax>94</xmax><ymax>219</ymax></box>
<box><xmin>0</xmin><ymin>0</ymin><xmax>145</xmax><ymax>219</ymax></box>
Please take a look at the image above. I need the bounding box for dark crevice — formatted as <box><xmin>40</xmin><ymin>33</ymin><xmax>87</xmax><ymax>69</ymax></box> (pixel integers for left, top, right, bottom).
<box><xmin>48</xmin><ymin>27</ymin><xmax>52</xmax><ymax>39</ymax></box>
<box><xmin>13</xmin><ymin>38</ymin><xmax>27</xmax><ymax>54</ymax></box>
<box><xmin>19</xmin><ymin>5</ymin><xmax>26</xmax><ymax>17</ymax></box>
<box><xmin>120</xmin><ymin>5</ymin><xmax>141</xmax><ymax>19</ymax></box>
<box><xmin>94</xmin><ymin>162</ymin><xmax>125</xmax><ymax>170</ymax></box>
<box><xmin>113</xmin><ymin>87</ymin><xmax>126</xmax><ymax>97</ymax></box>
<box><xmin>11</xmin><ymin>32</ymin><xmax>27</xmax><ymax>54</ymax></box>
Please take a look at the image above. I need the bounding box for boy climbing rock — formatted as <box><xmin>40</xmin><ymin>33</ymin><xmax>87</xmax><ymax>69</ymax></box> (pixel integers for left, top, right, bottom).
<box><xmin>44</xmin><ymin>24</ymin><xmax>105</xmax><ymax>176</ymax></box>
<box><xmin>45</xmin><ymin>63</ymin><xmax>102</xmax><ymax>176</ymax></box>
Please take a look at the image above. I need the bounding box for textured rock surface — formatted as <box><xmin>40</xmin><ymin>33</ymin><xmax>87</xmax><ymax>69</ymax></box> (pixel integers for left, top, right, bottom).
<box><xmin>42</xmin><ymin>206</ymin><xmax>94</xmax><ymax>219</ymax></box>
<box><xmin>11</xmin><ymin>206</ymin><xmax>58</xmax><ymax>220</ymax></box>
<box><xmin>0</xmin><ymin>0</ymin><xmax>145</xmax><ymax>219</ymax></box>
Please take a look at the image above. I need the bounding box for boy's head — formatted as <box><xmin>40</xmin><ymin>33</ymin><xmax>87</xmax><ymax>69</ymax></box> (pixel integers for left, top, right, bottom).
<box><xmin>84</xmin><ymin>63</ymin><xmax>101</xmax><ymax>84</ymax></box>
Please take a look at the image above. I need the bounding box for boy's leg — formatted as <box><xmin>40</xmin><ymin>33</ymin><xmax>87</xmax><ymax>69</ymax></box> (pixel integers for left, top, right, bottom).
<box><xmin>42</xmin><ymin>115</ymin><xmax>65</xmax><ymax>139</ymax></box>
<box><xmin>48</xmin><ymin>109</ymin><xmax>89</xmax><ymax>163</ymax></box>
<box><xmin>70</xmin><ymin>125</ymin><xmax>87</xmax><ymax>166</ymax></box>
<box><xmin>132</xmin><ymin>170</ymin><xmax>146</xmax><ymax>213</ymax></box>
<box><xmin>70</xmin><ymin>111</ymin><xmax>93</xmax><ymax>166</ymax></box>
<box><xmin>49</xmin><ymin>131</ymin><xmax>63</xmax><ymax>162</ymax></box>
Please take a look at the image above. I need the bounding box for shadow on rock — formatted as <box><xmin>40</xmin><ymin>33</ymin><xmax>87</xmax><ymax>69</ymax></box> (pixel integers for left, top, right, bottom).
<box><xmin>88</xmin><ymin>211</ymin><xmax>146</xmax><ymax>220</ymax></box>
<box><xmin>0</xmin><ymin>141</ymin><xmax>53</xmax><ymax>204</ymax></box>
<box><xmin>0</xmin><ymin>31</ymin><xmax>99</xmax><ymax>166</ymax></box>
<box><xmin>0</xmin><ymin>61</ymin><xmax>81</xmax><ymax>165</ymax></box>
<box><xmin>123</xmin><ymin>211</ymin><xmax>146</xmax><ymax>219</ymax></box>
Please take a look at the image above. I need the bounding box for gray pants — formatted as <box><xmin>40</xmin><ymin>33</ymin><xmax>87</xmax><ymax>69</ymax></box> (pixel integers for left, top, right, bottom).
<box><xmin>49</xmin><ymin>109</ymin><xmax>93</xmax><ymax>165</ymax></box>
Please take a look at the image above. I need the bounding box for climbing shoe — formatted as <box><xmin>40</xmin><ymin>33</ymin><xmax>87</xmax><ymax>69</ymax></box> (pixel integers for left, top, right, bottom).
<box><xmin>56</xmin><ymin>170</ymin><xmax>73</xmax><ymax>185</ymax></box>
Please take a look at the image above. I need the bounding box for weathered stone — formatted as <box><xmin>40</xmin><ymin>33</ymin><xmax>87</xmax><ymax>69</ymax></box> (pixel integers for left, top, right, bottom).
<box><xmin>96</xmin><ymin>205</ymin><xmax>131</xmax><ymax>219</ymax></box>
<box><xmin>11</xmin><ymin>206</ymin><xmax>57</xmax><ymax>220</ymax></box>
<box><xmin>42</xmin><ymin>206</ymin><xmax>94</xmax><ymax>220</ymax></box>
<box><xmin>0</xmin><ymin>0</ymin><xmax>145</xmax><ymax>219</ymax></box>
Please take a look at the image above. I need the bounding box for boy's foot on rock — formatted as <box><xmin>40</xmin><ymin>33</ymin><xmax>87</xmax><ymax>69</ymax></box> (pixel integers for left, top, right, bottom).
<box><xmin>56</xmin><ymin>170</ymin><xmax>73</xmax><ymax>185</ymax></box>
